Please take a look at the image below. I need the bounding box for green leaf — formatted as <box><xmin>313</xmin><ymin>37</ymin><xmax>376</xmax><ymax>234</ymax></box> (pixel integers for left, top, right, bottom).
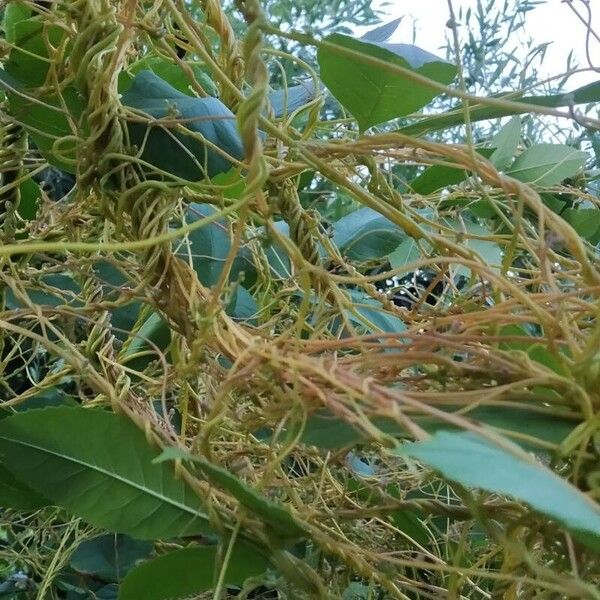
<box><xmin>267</xmin><ymin>81</ymin><xmax>320</xmax><ymax>118</ymax></box>
<box><xmin>562</xmin><ymin>208</ymin><xmax>600</xmax><ymax>243</ymax></box>
<box><xmin>118</xmin><ymin>543</ymin><xmax>270</xmax><ymax>600</ymax></box>
<box><xmin>70</xmin><ymin>535</ymin><xmax>153</xmax><ymax>583</ymax></box>
<box><xmin>453</xmin><ymin>220</ymin><xmax>502</xmax><ymax>277</ymax></box>
<box><xmin>5</xmin><ymin>19</ymin><xmax>57</xmax><ymax>87</ymax></box>
<box><xmin>226</xmin><ymin>285</ymin><xmax>258</xmax><ymax>324</ymax></box>
<box><xmin>490</xmin><ymin>116</ymin><xmax>522</xmax><ymax>170</ymax></box>
<box><xmin>526</xmin><ymin>344</ymin><xmax>568</xmax><ymax>376</ymax></box>
<box><xmin>0</xmin><ymin>462</ymin><xmax>49</xmax><ymax>511</ymax></box>
<box><xmin>397</xmin><ymin>431</ymin><xmax>600</xmax><ymax>551</ymax></box>
<box><xmin>180</xmin><ymin>203</ymin><xmax>256</xmax><ymax>288</ymax></box>
<box><xmin>390</xmin><ymin>509</ymin><xmax>430</xmax><ymax>546</ymax></box>
<box><xmin>17</xmin><ymin>177</ymin><xmax>40</xmax><ymax>221</ymax></box>
<box><xmin>10</xmin><ymin>87</ymin><xmax>82</xmax><ymax>172</ymax></box>
<box><xmin>388</xmin><ymin>237</ymin><xmax>425</xmax><ymax>269</ymax></box>
<box><xmin>121</xmin><ymin>56</ymin><xmax>219</xmax><ymax>97</ymax></box>
<box><xmin>4</xmin><ymin>272</ymin><xmax>83</xmax><ymax>310</ymax></box>
<box><xmin>410</xmin><ymin>148</ymin><xmax>494</xmax><ymax>194</ymax></box>
<box><xmin>507</xmin><ymin>144</ymin><xmax>587</xmax><ymax>186</ymax></box>
<box><xmin>360</xmin><ymin>18</ymin><xmax>402</xmax><ymax>43</ymax></box>
<box><xmin>156</xmin><ymin>447</ymin><xmax>306</xmax><ymax>539</ymax></box>
<box><xmin>298</xmin><ymin>411</ymin><xmax>401</xmax><ymax>449</ymax></box>
<box><xmin>91</xmin><ymin>261</ymin><xmax>142</xmax><ymax>339</ymax></box>
<box><xmin>333</xmin><ymin>207</ymin><xmax>407</xmax><ymax>260</ymax></box>
<box><xmin>345</xmin><ymin>289</ymin><xmax>407</xmax><ymax>334</ymax></box>
<box><xmin>318</xmin><ymin>34</ymin><xmax>456</xmax><ymax>130</ymax></box>
<box><xmin>122</xmin><ymin>71</ymin><xmax>244</xmax><ymax>181</ymax></box>
<box><xmin>342</xmin><ymin>582</ymin><xmax>371</xmax><ymax>600</ymax></box>
<box><xmin>2</xmin><ymin>1</ymin><xmax>31</xmax><ymax>44</ymax></box>
<box><xmin>416</xmin><ymin>405</ymin><xmax>576</xmax><ymax>447</ymax></box>
<box><xmin>540</xmin><ymin>193</ymin><xmax>566</xmax><ymax>215</ymax></box>
<box><xmin>3</xmin><ymin>19</ymin><xmax>84</xmax><ymax>171</ymax></box>
<box><xmin>398</xmin><ymin>80</ymin><xmax>600</xmax><ymax>137</ymax></box>
<box><xmin>121</xmin><ymin>311</ymin><xmax>171</xmax><ymax>372</ymax></box>
<box><xmin>0</xmin><ymin>407</ymin><xmax>211</xmax><ymax>539</ymax></box>
<box><xmin>298</xmin><ymin>404</ymin><xmax>574</xmax><ymax>451</ymax></box>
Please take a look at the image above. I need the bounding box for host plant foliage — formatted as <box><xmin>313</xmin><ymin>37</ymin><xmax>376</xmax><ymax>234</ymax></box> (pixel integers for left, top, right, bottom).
<box><xmin>0</xmin><ymin>0</ymin><xmax>599</xmax><ymax>599</ymax></box>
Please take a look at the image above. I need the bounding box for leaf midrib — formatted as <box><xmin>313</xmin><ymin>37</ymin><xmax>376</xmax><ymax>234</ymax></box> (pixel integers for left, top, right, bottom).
<box><xmin>0</xmin><ymin>434</ymin><xmax>208</xmax><ymax>520</ymax></box>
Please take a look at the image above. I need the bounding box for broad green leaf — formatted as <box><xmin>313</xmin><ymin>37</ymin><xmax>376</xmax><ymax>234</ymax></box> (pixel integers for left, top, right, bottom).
<box><xmin>0</xmin><ymin>463</ymin><xmax>48</xmax><ymax>511</ymax></box>
<box><xmin>298</xmin><ymin>411</ymin><xmax>400</xmax><ymax>449</ymax></box>
<box><xmin>118</xmin><ymin>543</ymin><xmax>270</xmax><ymax>600</ymax></box>
<box><xmin>57</xmin><ymin>576</ymin><xmax>118</xmax><ymax>600</ymax></box>
<box><xmin>342</xmin><ymin>582</ymin><xmax>371</xmax><ymax>600</ymax></box>
<box><xmin>121</xmin><ymin>311</ymin><xmax>171</xmax><ymax>372</ymax></box>
<box><xmin>8</xmin><ymin>88</ymin><xmax>82</xmax><ymax>172</ymax></box>
<box><xmin>0</xmin><ymin>407</ymin><xmax>211</xmax><ymax>539</ymax></box>
<box><xmin>490</xmin><ymin>116</ymin><xmax>521</xmax><ymax>170</ymax></box>
<box><xmin>121</xmin><ymin>56</ymin><xmax>218</xmax><ymax>97</ymax></box>
<box><xmin>299</xmin><ymin>412</ymin><xmax>369</xmax><ymax>448</ymax></box>
<box><xmin>562</xmin><ymin>208</ymin><xmax>600</xmax><ymax>243</ymax></box>
<box><xmin>4</xmin><ymin>19</ymin><xmax>84</xmax><ymax>172</ymax></box>
<box><xmin>398</xmin><ymin>80</ymin><xmax>600</xmax><ymax>137</ymax></box>
<box><xmin>389</xmin><ymin>218</ymin><xmax>501</xmax><ymax>279</ymax></box>
<box><xmin>433</xmin><ymin>218</ymin><xmax>502</xmax><ymax>278</ymax></box>
<box><xmin>496</xmin><ymin>323</ymin><xmax>569</xmax><ymax>380</ymax></box>
<box><xmin>526</xmin><ymin>344</ymin><xmax>568</xmax><ymax>375</ymax></box>
<box><xmin>461</xmin><ymin>237</ymin><xmax>503</xmax><ymax>277</ymax></box>
<box><xmin>93</xmin><ymin>261</ymin><xmax>143</xmax><ymax>339</ymax></box>
<box><xmin>2</xmin><ymin>1</ymin><xmax>31</xmax><ymax>44</ymax></box>
<box><xmin>226</xmin><ymin>285</ymin><xmax>258</xmax><ymax>324</ymax></box>
<box><xmin>8</xmin><ymin>388</ymin><xmax>79</xmax><ymax>413</ymax></box>
<box><xmin>388</xmin><ymin>237</ymin><xmax>425</xmax><ymax>269</ymax></box>
<box><xmin>540</xmin><ymin>193</ymin><xmax>566</xmax><ymax>215</ymax></box>
<box><xmin>390</xmin><ymin>510</ymin><xmax>430</xmax><ymax>546</ymax></box>
<box><xmin>398</xmin><ymin>431</ymin><xmax>600</xmax><ymax>551</ymax></box>
<box><xmin>5</xmin><ymin>19</ymin><xmax>59</xmax><ymax>87</ymax></box>
<box><xmin>417</xmin><ymin>405</ymin><xmax>576</xmax><ymax>447</ymax></box>
<box><xmin>318</xmin><ymin>34</ymin><xmax>456</xmax><ymax>130</ymax></box>
<box><xmin>507</xmin><ymin>144</ymin><xmax>587</xmax><ymax>186</ymax></box>
<box><xmin>4</xmin><ymin>272</ymin><xmax>83</xmax><ymax>310</ymax></box>
<box><xmin>267</xmin><ymin>81</ymin><xmax>320</xmax><ymax>117</ymax></box>
<box><xmin>156</xmin><ymin>447</ymin><xmax>306</xmax><ymax>539</ymax></box>
<box><xmin>122</xmin><ymin>71</ymin><xmax>244</xmax><ymax>181</ymax></box>
<box><xmin>209</xmin><ymin>168</ymin><xmax>246</xmax><ymax>199</ymax></box>
<box><xmin>345</xmin><ymin>289</ymin><xmax>407</xmax><ymax>334</ymax></box>
<box><xmin>333</xmin><ymin>207</ymin><xmax>407</xmax><ymax>260</ymax></box>
<box><xmin>181</xmin><ymin>203</ymin><xmax>247</xmax><ymax>286</ymax></box>
<box><xmin>17</xmin><ymin>177</ymin><xmax>40</xmax><ymax>221</ymax></box>
<box><xmin>410</xmin><ymin>148</ymin><xmax>494</xmax><ymax>194</ymax></box>
<box><xmin>0</xmin><ymin>66</ymin><xmax>22</xmax><ymax>93</ymax></box>
<box><xmin>70</xmin><ymin>534</ymin><xmax>153</xmax><ymax>583</ymax></box>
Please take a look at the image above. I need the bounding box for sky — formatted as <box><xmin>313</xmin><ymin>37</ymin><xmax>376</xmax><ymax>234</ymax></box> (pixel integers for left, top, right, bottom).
<box><xmin>355</xmin><ymin>0</ymin><xmax>599</xmax><ymax>89</ymax></box>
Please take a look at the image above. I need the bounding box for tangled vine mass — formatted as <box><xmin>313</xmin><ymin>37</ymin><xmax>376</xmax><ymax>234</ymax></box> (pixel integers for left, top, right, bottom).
<box><xmin>0</xmin><ymin>0</ymin><xmax>599</xmax><ymax>599</ymax></box>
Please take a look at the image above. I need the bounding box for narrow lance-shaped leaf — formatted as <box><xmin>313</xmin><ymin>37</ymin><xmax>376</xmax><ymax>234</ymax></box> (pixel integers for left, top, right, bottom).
<box><xmin>156</xmin><ymin>447</ymin><xmax>306</xmax><ymax>539</ymax></box>
<box><xmin>398</xmin><ymin>80</ymin><xmax>600</xmax><ymax>137</ymax></box>
<box><xmin>490</xmin><ymin>116</ymin><xmax>522</xmax><ymax>170</ymax></box>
